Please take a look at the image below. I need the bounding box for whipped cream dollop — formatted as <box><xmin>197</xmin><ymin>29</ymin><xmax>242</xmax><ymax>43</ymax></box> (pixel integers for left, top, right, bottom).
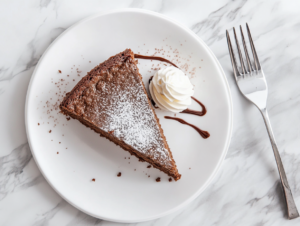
<box><xmin>149</xmin><ymin>67</ymin><xmax>194</xmax><ymax>113</ymax></box>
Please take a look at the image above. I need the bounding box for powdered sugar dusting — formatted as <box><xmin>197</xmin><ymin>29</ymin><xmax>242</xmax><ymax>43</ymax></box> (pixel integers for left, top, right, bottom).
<box><xmin>102</xmin><ymin>80</ymin><xmax>170</xmax><ymax>164</ymax></box>
<box><xmin>69</xmin><ymin>59</ymin><xmax>173</xmax><ymax>169</ymax></box>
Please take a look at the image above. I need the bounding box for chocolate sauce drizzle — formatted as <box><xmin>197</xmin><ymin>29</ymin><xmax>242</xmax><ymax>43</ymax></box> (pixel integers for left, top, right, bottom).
<box><xmin>134</xmin><ymin>54</ymin><xmax>178</xmax><ymax>68</ymax></box>
<box><xmin>136</xmin><ymin>53</ymin><xmax>210</xmax><ymax>139</ymax></box>
<box><xmin>164</xmin><ymin>116</ymin><xmax>210</xmax><ymax>139</ymax></box>
<box><xmin>148</xmin><ymin>76</ymin><xmax>158</xmax><ymax>108</ymax></box>
<box><xmin>181</xmin><ymin>97</ymin><xmax>207</xmax><ymax>116</ymax></box>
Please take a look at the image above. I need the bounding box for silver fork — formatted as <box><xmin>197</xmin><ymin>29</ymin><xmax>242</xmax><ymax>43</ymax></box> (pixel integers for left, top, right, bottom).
<box><xmin>226</xmin><ymin>24</ymin><xmax>299</xmax><ymax>220</ymax></box>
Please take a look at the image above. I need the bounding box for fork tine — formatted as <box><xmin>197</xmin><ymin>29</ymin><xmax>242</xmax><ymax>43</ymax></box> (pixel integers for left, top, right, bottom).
<box><xmin>246</xmin><ymin>23</ymin><xmax>261</xmax><ymax>70</ymax></box>
<box><xmin>226</xmin><ymin>30</ymin><xmax>239</xmax><ymax>79</ymax></box>
<box><xmin>233</xmin><ymin>27</ymin><xmax>246</xmax><ymax>74</ymax></box>
<box><xmin>240</xmin><ymin>25</ymin><xmax>253</xmax><ymax>72</ymax></box>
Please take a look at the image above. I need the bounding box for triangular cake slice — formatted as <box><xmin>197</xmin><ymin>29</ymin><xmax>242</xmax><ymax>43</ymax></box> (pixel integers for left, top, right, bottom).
<box><xmin>60</xmin><ymin>49</ymin><xmax>181</xmax><ymax>180</ymax></box>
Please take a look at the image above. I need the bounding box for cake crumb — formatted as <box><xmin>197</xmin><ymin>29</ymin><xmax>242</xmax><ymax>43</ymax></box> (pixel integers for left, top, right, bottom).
<box><xmin>148</xmin><ymin>175</ymin><xmax>150</xmax><ymax>178</ymax></box>
<box><xmin>147</xmin><ymin>165</ymin><xmax>151</xmax><ymax>168</ymax></box>
<box><xmin>134</xmin><ymin>169</ymin><xmax>136</xmax><ymax>171</ymax></box>
<box><xmin>38</xmin><ymin>123</ymin><xmax>40</xmax><ymax>126</ymax></box>
<box><xmin>169</xmin><ymin>178</ymin><xmax>172</xmax><ymax>182</ymax></box>
<box><xmin>57</xmin><ymin>152</ymin><xmax>59</xmax><ymax>154</ymax></box>
<box><xmin>58</xmin><ymin>70</ymin><xmax>61</xmax><ymax>73</ymax></box>
<box><xmin>117</xmin><ymin>172</ymin><xmax>122</xmax><ymax>177</ymax></box>
<box><xmin>66</xmin><ymin>117</ymin><xmax>71</xmax><ymax>121</ymax></box>
<box><xmin>92</xmin><ymin>178</ymin><xmax>95</xmax><ymax>181</ymax></box>
<box><xmin>89</xmin><ymin>61</ymin><xmax>91</xmax><ymax>63</ymax></box>
<box><xmin>125</xmin><ymin>157</ymin><xmax>126</xmax><ymax>159</ymax></box>
<box><xmin>49</xmin><ymin>130</ymin><xmax>52</xmax><ymax>133</ymax></box>
<box><xmin>59</xmin><ymin>142</ymin><xmax>61</xmax><ymax>144</ymax></box>
<box><xmin>189</xmin><ymin>167</ymin><xmax>191</xmax><ymax>169</ymax></box>
<box><xmin>156</xmin><ymin>177</ymin><xmax>161</xmax><ymax>182</ymax></box>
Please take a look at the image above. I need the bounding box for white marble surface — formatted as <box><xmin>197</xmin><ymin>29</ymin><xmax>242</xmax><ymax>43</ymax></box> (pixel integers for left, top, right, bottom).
<box><xmin>1</xmin><ymin>0</ymin><xmax>300</xmax><ymax>225</ymax></box>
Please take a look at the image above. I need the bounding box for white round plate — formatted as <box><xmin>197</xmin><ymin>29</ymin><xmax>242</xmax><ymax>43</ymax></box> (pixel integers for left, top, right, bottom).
<box><xmin>25</xmin><ymin>9</ymin><xmax>232</xmax><ymax>223</ymax></box>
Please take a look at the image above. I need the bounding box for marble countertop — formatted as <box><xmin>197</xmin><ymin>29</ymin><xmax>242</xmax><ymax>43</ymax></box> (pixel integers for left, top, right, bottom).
<box><xmin>1</xmin><ymin>0</ymin><xmax>300</xmax><ymax>225</ymax></box>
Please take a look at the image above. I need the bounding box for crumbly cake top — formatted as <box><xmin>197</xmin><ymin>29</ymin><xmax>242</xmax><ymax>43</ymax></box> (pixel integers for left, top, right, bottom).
<box><xmin>63</xmin><ymin>50</ymin><xmax>173</xmax><ymax>169</ymax></box>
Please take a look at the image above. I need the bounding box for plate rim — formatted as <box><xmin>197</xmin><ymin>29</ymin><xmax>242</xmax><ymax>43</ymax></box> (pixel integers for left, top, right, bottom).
<box><xmin>25</xmin><ymin>8</ymin><xmax>233</xmax><ymax>223</ymax></box>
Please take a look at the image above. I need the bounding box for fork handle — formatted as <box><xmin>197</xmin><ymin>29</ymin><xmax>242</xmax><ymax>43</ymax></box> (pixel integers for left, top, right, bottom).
<box><xmin>260</xmin><ymin>108</ymin><xmax>299</xmax><ymax>219</ymax></box>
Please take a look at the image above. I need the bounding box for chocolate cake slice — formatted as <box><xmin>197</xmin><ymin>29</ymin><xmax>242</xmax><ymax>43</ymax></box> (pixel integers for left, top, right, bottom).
<box><xmin>60</xmin><ymin>49</ymin><xmax>181</xmax><ymax>181</ymax></box>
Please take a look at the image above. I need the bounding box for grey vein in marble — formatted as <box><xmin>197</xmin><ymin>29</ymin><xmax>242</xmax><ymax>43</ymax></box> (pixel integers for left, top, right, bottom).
<box><xmin>0</xmin><ymin>143</ymin><xmax>32</xmax><ymax>200</ymax></box>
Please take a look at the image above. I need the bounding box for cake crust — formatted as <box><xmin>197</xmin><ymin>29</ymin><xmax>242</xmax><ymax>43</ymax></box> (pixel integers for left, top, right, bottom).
<box><xmin>60</xmin><ymin>49</ymin><xmax>181</xmax><ymax>180</ymax></box>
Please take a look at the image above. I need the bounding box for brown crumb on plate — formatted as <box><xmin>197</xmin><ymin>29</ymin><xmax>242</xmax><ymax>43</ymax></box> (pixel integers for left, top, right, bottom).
<box><xmin>156</xmin><ymin>177</ymin><xmax>161</xmax><ymax>182</ymax></box>
<box><xmin>117</xmin><ymin>172</ymin><xmax>122</xmax><ymax>177</ymax></box>
<box><xmin>147</xmin><ymin>165</ymin><xmax>151</xmax><ymax>168</ymax></box>
<box><xmin>169</xmin><ymin>178</ymin><xmax>172</xmax><ymax>182</ymax></box>
<box><xmin>92</xmin><ymin>178</ymin><xmax>95</xmax><ymax>181</ymax></box>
